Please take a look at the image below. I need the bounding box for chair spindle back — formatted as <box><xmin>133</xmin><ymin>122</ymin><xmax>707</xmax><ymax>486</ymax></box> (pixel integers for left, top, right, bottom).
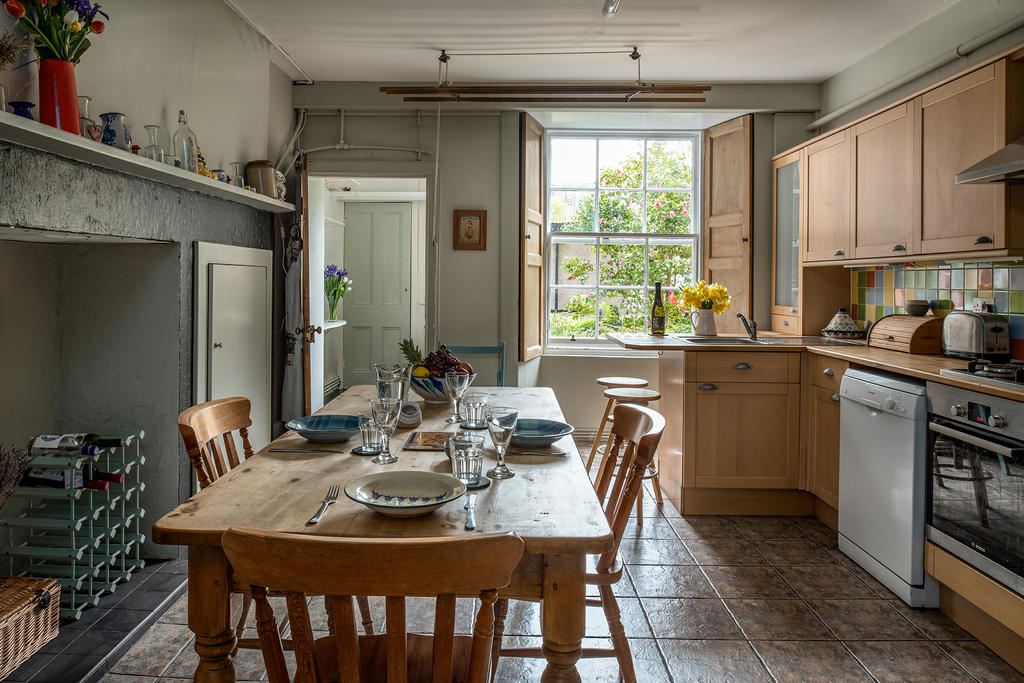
<box><xmin>177</xmin><ymin>397</ymin><xmax>255</xmax><ymax>489</ymax></box>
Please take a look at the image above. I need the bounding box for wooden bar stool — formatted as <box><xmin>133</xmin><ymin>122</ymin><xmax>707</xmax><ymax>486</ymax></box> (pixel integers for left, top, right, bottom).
<box><xmin>586</xmin><ymin>377</ymin><xmax>649</xmax><ymax>471</ymax></box>
<box><xmin>592</xmin><ymin>386</ymin><xmax>664</xmax><ymax>525</ymax></box>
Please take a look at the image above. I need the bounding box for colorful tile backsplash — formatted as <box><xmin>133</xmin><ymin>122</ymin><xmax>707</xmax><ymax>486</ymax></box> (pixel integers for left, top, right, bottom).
<box><xmin>849</xmin><ymin>261</ymin><xmax>1024</xmax><ymax>358</ymax></box>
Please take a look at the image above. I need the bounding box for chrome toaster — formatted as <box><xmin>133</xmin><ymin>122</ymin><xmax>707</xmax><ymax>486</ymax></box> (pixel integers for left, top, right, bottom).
<box><xmin>942</xmin><ymin>310</ymin><xmax>1010</xmax><ymax>359</ymax></box>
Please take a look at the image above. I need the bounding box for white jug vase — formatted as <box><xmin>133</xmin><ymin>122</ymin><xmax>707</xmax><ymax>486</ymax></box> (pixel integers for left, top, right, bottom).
<box><xmin>690</xmin><ymin>309</ymin><xmax>717</xmax><ymax>336</ymax></box>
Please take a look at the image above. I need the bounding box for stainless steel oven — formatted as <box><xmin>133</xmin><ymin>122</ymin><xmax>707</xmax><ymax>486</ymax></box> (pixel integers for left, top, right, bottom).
<box><xmin>926</xmin><ymin>382</ymin><xmax>1024</xmax><ymax>595</ymax></box>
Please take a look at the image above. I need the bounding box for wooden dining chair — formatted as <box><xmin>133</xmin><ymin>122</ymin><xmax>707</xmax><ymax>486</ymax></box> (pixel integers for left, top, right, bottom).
<box><xmin>177</xmin><ymin>397</ymin><xmax>376</xmax><ymax>651</ymax></box>
<box><xmin>221</xmin><ymin>529</ymin><xmax>525</xmax><ymax>683</ymax></box>
<box><xmin>490</xmin><ymin>403</ymin><xmax>665</xmax><ymax>683</ymax></box>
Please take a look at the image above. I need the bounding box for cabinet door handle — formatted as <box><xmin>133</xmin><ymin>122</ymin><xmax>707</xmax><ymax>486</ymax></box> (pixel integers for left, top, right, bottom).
<box><xmin>831</xmin><ymin>393</ymin><xmax>840</xmax><ymax>402</ymax></box>
<box><xmin>789</xmin><ymin>308</ymin><xmax>798</xmax><ymax>313</ymax></box>
<box><xmin>822</xmin><ymin>368</ymin><xmax>834</xmax><ymax>377</ymax></box>
<box><xmin>833</xmin><ymin>249</ymin><xmax>844</xmax><ymax>256</ymax></box>
<box><xmin>698</xmin><ymin>383</ymin><xmax>718</xmax><ymax>391</ymax></box>
<box><xmin>782</xmin><ymin>320</ymin><xmax>790</xmax><ymax>326</ymax></box>
<box><xmin>974</xmin><ymin>235</ymin><xmax>993</xmax><ymax>245</ymax></box>
<box><xmin>892</xmin><ymin>244</ymin><xmax>906</xmax><ymax>252</ymax></box>
<box><xmin>733</xmin><ymin>362</ymin><xmax>752</xmax><ymax>370</ymax></box>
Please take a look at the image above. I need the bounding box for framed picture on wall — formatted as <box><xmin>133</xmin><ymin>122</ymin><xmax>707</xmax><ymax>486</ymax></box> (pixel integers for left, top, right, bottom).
<box><xmin>453</xmin><ymin>210</ymin><xmax>487</xmax><ymax>251</ymax></box>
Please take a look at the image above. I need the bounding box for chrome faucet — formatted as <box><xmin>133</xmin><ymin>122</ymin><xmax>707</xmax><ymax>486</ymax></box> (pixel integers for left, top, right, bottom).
<box><xmin>737</xmin><ymin>313</ymin><xmax>758</xmax><ymax>341</ymax></box>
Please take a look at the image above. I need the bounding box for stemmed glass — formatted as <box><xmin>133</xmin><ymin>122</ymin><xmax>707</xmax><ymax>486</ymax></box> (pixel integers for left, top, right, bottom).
<box><xmin>369</xmin><ymin>398</ymin><xmax>401</xmax><ymax>465</ymax></box>
<box><xmin>444</xmin><ymin>372</ymin><xmax>475</xmax><ymax>424</ymax></box>
<box><xmin>374</xmin><ymin>363</ymin><xmax>411</xmax><ymax>403</ymax></box>
<box><xmin>485</xmin><ymin>406</ymin><xmax>519</xmax><ymax>480</ymax></box>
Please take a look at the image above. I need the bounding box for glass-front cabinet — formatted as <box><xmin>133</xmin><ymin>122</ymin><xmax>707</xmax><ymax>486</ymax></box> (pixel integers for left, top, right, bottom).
<box><xmin>772</xmin><ymin>150</ymin><xmax>802</xmax><ymax>334</ymax></box>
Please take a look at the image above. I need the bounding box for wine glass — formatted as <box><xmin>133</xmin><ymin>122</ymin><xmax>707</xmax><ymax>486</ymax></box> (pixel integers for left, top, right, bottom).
<box><xmin>444</xmin><ymin>372</ymin><xmax>475</xmax><ymax>424</ymax></box>
<box><xmin>374</xmin><ymin>363</ymin><xmax>411</xmax><ymax>403</ymax></box>
<box><xmin>369</xmin><ymin>398</ymin><xmax>401</xmax><ymax>465</ymax></box>
<box><xmin>485</xmin><ymin>406</ymin><xmax>518</xmax><ymax>480</ymax></box>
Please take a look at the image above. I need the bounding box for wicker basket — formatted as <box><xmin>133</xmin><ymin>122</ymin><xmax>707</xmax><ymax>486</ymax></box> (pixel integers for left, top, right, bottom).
<box><xmin>0</xmin><ymin>577</ymin><xmax>60</xmax><ymax>679</ymax></box>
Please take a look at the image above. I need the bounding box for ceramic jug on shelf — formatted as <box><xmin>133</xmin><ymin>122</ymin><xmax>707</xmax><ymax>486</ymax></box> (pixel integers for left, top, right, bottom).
<box><xmin>690</xmin><ymin>309</ymin><xmax>717</xmax><ymax>336</ymax></box>
<box><xmin>99</xmin><ymin>112</ymin><xmax>132</xmax><ymax>151</ymax></box>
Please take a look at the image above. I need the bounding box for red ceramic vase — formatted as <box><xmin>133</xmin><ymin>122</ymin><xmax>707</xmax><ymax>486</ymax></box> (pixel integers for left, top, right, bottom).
<box><xmin>38</xmin><ymin>59</ymin><xmax>81</xmax><ymax>135</ymax></box>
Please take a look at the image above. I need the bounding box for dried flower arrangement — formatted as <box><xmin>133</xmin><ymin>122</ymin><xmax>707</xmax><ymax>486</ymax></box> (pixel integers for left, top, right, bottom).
<box><xmin>0</xmin><ymin>443</ymin><xmax>30</xmax><ymax>511</ymax></box>
<box><xmin>0</xmin><ymin>27</ymin><xmax>32</xmax><ymax>72</ymax></box>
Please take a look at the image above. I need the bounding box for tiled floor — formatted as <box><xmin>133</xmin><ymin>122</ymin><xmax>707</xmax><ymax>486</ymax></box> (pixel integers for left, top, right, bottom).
<box><xmin>96</xmin><ymin>446</ymin><xmax>1023</xmax><ymax>683</ymax></box>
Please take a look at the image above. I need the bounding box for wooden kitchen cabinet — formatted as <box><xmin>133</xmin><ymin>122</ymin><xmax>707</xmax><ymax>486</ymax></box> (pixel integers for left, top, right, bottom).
<box><xmin>772</xmin><ymin>151</ymin><xmax>803</xmax><ymax>330</ymax></box>
<box><xmin>803</xmin><ymin>130</ymin><xmax>853</xmax><ymax>262</ymax></box>
<box><xmin>807</xmin><ymin>385</ymin><xmax>841</xmax><ymax>508</ymax></box>
<box><xmin>853</xmin><ymin>103</ymin><xmax>916</xmax><ymax>258</ymax></box>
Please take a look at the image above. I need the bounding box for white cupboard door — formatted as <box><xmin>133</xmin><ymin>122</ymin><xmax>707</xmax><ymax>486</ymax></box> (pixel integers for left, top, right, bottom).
<box><xmin>343</xmin><ymin>202</ymin><xmax>413</xmax><ymax>388</ymax></box>
<box><xmin>209</xmin><ymin>263</ymin><xmax>271</xmax><ymax>450</ymax></box>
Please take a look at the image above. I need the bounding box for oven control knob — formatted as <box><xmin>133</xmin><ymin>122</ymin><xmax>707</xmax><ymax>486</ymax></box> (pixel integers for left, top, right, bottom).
<box><xmin>988</xmin><ymin>415</ymin><xmax>1007</xmax><ymax>428</ymax></box>
<box><xmin>950</xmin><ymin>404</ymin><xmax>966</xmax><ymax>417</ymax></box>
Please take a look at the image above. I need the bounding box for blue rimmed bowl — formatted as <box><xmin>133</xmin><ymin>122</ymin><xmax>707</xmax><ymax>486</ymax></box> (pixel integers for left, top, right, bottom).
<box><xmin>409</xmin><ymin>375</ymin><xmax>450</xmax><ymax>404</ymax></box>
<box><xmin>285</xmin><ymin>415</ymin><xmax>360</xmax><ymax>443</ymax></box>
<box><xmin>344</xmin><ymin>471</ymin><xmax>466</xmax><ymax>518</ymax></box>
<box><xmin>511</xmin><ymin>419</ymin><xmax>575</xmax><ymax>448</ymax></box>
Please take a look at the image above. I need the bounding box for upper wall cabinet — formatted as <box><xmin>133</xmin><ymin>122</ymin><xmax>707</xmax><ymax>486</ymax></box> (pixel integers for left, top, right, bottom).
<box><xmin>917</xmin><ymin>62</ymin><xmax>1009</xmax><ymax>254</ymax></box>
<box><xmin>772</xmin><ymin>150</ymin><xmax>802</xmax><ymax>332</ymax></box>
<box><xmin>853</xmin><ymin>103</ymin><xmax>916</xmax><ymax>259</ymax></box>
<box><xmin>803</xmin><ymin>130</ymin><xmax>852</xmax><ymax>262</ymax></box>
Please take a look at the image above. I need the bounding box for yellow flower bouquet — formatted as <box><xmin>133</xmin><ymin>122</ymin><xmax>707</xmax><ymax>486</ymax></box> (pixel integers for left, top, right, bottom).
<box><xmin>680</xmin><ymin>281</ymin><xmax>731</xmax><ymax>314</ymax></box>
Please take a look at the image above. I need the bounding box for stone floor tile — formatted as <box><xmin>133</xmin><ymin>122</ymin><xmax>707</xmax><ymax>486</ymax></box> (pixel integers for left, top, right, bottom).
<box><xmin>890</xmin><ymin>603</ymin><xmax>975</xmax><ymax>641</ymax></box>
<box><xmin>683</xmin><ymin>538</ymin><xmax>767</xmax><ymax>565</ymax></box>
<box><xmin>791</xmin><ymin>516</ymin><xmax>840</xmax><ymax>548</ymax></box>
<box><xmin>659</xmin><ymin>639</ymin><xmax>772</xmax><ymax>681</ymax></box>
<box><xmin>620</xmin><ymin>516</ymin><xmax>679</xmax><ymax>539</ymax></box>
<box><xmin>668</xmin><ymin>516</ymin><xmax>740</xmax><ymax>539</ymax></box>
<box><xmin>159</xmin><ymin>595</ymin><xmax>188</xmax><ymax>625</ymax></box>
<box><xmin>728</xmin><ymin>516</ymin><xmax>808</xmax><ymax>540</ymax></box>
<box><xmin>776</xmin><ymin>565</ymin><xmax>878</xmax><ymax>599</ymax></box>
<box><xmin>28</xmin><ymin>654</ymin><xmax>104</xmax><ymax>683</ymax></box>
<box><xmin>108</xmin><ymin>622</ymin><xmax>193</xmax><ymax>676</ymax></box>
<box><xmin>845</xmin><ymin>640</ymin><xmax>973</xmax><ymax>682</ymax></box>
<box><xmin>703</xmin><ymin>566</ymin><xmax>797</xmax><ymax>599</ymax></box>
<box><xmin>724</xmin><ymin>599</ymin><xmax>834</xmax><ymax>640</ymax></box>
<box><xmin>494</xmin><ymin>637</ymin><xmax>671</xmax><ymax>682</ymax></box>
<box><xmin>807</xmin><ymin>599</ymin><xmax>926</xmax><ymax>640</ymax></box>
<box><xmin>100</xmin><ymin>675</ymin><xmax>156</xmax><ymax>683</ymax></box>
<box><xmin>617</xmin><ymin>537</ymin><xmax>695</xmax><ymax>565</ymax></box>
<box><xmin>626</xmin><ymin>564</ymin><xmax>717</xmax><ymax>598</ymax></box>
<box><xmin>752</xmin><ymin>640</ymin><xmax>873</xmax><ymax>682</ymax></box>
<box><xmin>641</xmin><ymin>598</ymin><xmax>744</xmax><ymax>639</ymax></box>
<box><xmin>936</xmin><ymin>640</ymin><xmax>1024</xmax><ymax>681</ymax></box>
<box><xmin>751</xmin><ymin>539</ymin><xmax>840</xmax><ymax>566</ymax></box>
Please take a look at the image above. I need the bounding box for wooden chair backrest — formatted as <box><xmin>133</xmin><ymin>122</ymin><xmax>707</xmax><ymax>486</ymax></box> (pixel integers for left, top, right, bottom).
<box><xmin>222</xmin><ymin>529</ymin><xmax>525</xmax><ymax>683</ymax></box>
<box><xmin>177</xmin><ymin>397</ymin><xmax>255</xmax><ymax>489</ymax></box>
<box><xmin>592</xmin><ymin>403</ymin><xmax>665</xmax><ymax>573</ymax></box>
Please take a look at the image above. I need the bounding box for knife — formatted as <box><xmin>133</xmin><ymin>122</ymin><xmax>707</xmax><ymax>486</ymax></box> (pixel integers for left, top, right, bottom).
<box><xmin>464</xmin><ymin>493</ymin><xmax>477</xmax><ymax>530</ymax></box>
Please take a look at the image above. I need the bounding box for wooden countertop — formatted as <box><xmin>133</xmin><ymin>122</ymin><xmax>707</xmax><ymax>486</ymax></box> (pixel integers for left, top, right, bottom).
<box><xmin>605</xmin><ymin>332</ymin><xmax>860</xmax><ymax>351</ymax></box>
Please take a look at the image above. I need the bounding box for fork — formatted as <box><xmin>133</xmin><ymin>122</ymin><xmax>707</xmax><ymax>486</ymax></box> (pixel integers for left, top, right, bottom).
<box><xmin>307</xmin><ymin>484</ymin><xmax>340</xmax><ymax>525</ymax></box>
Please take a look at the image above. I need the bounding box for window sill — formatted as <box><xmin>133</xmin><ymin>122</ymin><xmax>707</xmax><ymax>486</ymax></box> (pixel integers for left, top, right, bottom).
<box><xmin>542</xmin><ymin>346</ymin><xmax>659</xmax><ymax>360</ymax></box>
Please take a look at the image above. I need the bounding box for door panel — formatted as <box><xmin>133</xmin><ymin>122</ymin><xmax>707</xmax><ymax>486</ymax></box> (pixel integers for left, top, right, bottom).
<box><xmin>343</xmin><ymin>202</ymin><xmax>412</xmax><ymax>388</ymax></box>
<box><xmin>854</xmin><ymin>104</ymin><xmax>916</xmax><ymax>258</ymax></box>
<box><xmin>209</xmin><ymin>263</ymin><xmax>271</xmax><ymax>450</ymax></box>
<box><xmin>809</xmin><ymin>385</ymin><xmax>841</xmax><ymax>509</ymax></box>
<box><xmin>703</xmin><ymin>116</ymin><xmax>752</xmax><ymax>335</ymax></box>
<box><xmin>804</xmin><ymin>130</ymin><xmax>852</xmax><ymax>262</ymax></box>
<box><xmin>520</xmin><ymin>113</ymin><xmax>545</xmax><ymax>361</ymax></box>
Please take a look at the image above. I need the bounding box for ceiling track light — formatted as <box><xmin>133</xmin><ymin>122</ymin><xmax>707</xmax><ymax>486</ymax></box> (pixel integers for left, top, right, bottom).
<box><xmin>602</xmin><ymin>0</ymin><xmax>621</xmax><ymax>17</ymax></box>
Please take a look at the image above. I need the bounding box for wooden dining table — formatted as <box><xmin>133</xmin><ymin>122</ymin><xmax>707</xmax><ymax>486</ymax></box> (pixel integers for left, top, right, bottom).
<box><xmin>152</xmin><ymin>385</ymin><xmax>613</xmax><ymax>682</ymax></box>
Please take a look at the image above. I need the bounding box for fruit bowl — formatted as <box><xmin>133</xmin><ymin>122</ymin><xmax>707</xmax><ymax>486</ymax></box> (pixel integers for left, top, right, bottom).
<box><xmin>409</xmin><ymin>375</ymin><xmax>450</xmax><ymax>404</ymax></box>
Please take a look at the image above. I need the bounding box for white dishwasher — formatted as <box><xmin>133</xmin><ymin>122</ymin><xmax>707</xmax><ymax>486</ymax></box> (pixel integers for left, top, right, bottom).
<box><xmin>838</xmin><ymin>368</ymin><xmax>938</xmax><ymax>607</ymax></box>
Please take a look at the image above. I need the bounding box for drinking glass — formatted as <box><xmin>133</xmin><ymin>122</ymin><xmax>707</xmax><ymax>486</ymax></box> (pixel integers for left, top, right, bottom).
<box><xmin>374</xmin><ymin>363</ymin><xmax>411</xmax><ymax>403</ymax></box>
<box><xmin>448</xmin><ymin>433</ymin><xmax>484</xmax><ymax>484</ymax></box>
<box><xmin>485</xmin><ymin>406</ymin><xmax>518</xmax><ymax>480</ymax></box>
<box><xmin>461</xmin><ymin>393</ymin><xmax>488</xmax><ymax>429</ymax></box>
<box><xmin>370</xmin><ymin>398</ymin><xmax>401</xmax><ymax>465</ymax></box>
<box><xmin>143</xmin><ymin>124</ymin><xmax>164</xmax><ymax>162</ymax></box>
<box><xmin>357</xmin><ymin>412</ymin><xmax>382</xmax><ymax>455</ymax></box>
<box><xmin>444</xmin><ymin>371</ymin><xmax>475</xmax><ymax>424</ymax></box>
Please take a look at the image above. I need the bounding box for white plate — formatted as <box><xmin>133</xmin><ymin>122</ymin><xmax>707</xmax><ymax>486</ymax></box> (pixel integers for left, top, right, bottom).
<box><xmin>344</xmin><ymin>471</ymin><xmax>466</xmax><ymax>518</ymax></box>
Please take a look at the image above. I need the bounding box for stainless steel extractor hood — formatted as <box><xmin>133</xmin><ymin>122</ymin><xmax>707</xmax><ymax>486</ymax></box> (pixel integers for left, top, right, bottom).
<box><xmin>955</xmin><ymin>137</ymin><xmax>1024</xmax><ymax>184</ymax></box>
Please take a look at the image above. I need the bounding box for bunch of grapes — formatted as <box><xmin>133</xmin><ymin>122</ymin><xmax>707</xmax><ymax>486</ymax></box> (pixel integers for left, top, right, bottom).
<box><xmin>421</xmin><ymin>345</ymin><xmax>466</xmax><ymax>376</ymax></box>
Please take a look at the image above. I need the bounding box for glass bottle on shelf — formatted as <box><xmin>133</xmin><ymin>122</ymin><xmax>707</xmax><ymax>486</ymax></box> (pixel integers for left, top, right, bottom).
<box><xmin>142</xmin><ymin>124</ymin><xmax>164</xmax><ymax>162</ymax></box>
<box><xmin>230</xmin><ymin>161</ymin><xmax>243</xmax><ymax>187</ymax></box>
<box><xmin>172</xmin><ymin>109</ymin><xmax>199</xmax><ymax>172</ymax></box>
<box><xmin>78</xmin><ymin>95</ymin><xmax>98</xmax><ymax>140</ymax></box>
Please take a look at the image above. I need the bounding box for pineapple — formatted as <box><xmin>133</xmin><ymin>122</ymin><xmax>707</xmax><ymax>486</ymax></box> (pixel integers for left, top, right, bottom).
<box><xmin>399</xmin><ymin>338</ymin><xmax>423</xmax><ymax>364</ymax></box>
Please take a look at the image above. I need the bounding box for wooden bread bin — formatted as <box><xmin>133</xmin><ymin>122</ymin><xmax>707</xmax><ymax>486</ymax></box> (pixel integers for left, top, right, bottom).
<box><xmin>868</xmin><ymin>314</ymin><xmax>944</xmax><ymax>354</ymax></box>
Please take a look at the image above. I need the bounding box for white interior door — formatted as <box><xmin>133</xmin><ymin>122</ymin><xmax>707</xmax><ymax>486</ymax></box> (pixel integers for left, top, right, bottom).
<box><xmin>208</xmin><ymin>262</ymin><xmax>271</xmax><ymax>450</ymax></box>
<box><xmin>307</xmin><ymin>177</ymin><xmax>327</xmax><ymax>412</ymax></box>
<box><xmin>343</xmin><ymin>202</ymin><xmax>413</xmax><ymax>388</ymax></box>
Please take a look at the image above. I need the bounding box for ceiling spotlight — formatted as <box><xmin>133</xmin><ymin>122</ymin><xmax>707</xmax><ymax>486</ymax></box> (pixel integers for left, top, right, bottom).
<box><xmin>602</xmin><ymin>0</ymin><xmax>620</xmax><ymax>17</ymax></box>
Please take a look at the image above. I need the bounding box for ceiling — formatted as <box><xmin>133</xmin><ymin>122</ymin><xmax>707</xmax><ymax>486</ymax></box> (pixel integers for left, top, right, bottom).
<box><xmin>230</xmin><ymin>0</ymin><xmax>958</xmax><ymax>84</ymax></box>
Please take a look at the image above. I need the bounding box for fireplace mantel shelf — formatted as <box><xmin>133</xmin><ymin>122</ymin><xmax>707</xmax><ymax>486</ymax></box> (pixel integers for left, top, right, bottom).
<box><xmin>0</xmin><ymin>111</ymin><xmax>296</xmax><ymax>215</ymax></box>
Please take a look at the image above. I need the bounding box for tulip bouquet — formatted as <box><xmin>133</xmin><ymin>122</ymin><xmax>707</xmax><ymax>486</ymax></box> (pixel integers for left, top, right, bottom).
<box><xmin>324</xmin><ymin>264</ymin><xmax>352</xmax><ymax>321</ymax></box>
<box><xmin>3</xmin><ymin>0</ymin><xmax>108</xmax><ymax>63</ymax></box>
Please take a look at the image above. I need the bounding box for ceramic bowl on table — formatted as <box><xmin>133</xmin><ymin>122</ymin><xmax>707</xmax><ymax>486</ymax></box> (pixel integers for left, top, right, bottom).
<box><xmin>344</xmin><ymin>471</ymin><xmax>466</xmax><ymax>518</ymax></box>
<box><xmin>510</xmin><ymin>419</ymin><xmax>575</xmax><ymax>448</ymax></box>
<box><xmin>409</xmin><ymin>375</ymin><xmax>452</xmax><ymax>404</ymax></box>
<box><xmin>285</xmin><ymin>415</ymin><xmax>360</xmax><ymax>443</ymax></box>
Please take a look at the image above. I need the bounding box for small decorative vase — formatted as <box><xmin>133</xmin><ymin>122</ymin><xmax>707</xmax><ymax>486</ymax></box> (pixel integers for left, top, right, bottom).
<box><xmin>38</xmin><ymin>59</ymin><xmax>81</xmax><ymax>135</ymax></box>
<box><xmin>99</xmin><ymin>112</ymin><xmax>132</xmax><ymax>150</ymax></box>
<box><xmin>327</xmin><ymin>294</ymin><xmax>340</xmax><ymax>321</ymax></box>
<box><xmin>690</xmin><ymin>309</ymin><xmax>717</xmax><ymax>336</ymax></box>
<box><xmin>9</xmin><ymin>100</ymin><xmax>34</xmax><ymax>120</ymax></box>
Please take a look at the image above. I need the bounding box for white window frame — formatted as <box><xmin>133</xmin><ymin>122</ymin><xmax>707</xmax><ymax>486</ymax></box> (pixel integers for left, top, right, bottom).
<box><xmin>545</xmin><ymin>130</ymin><xmax>702</xmax><ymax>352</ymax></box>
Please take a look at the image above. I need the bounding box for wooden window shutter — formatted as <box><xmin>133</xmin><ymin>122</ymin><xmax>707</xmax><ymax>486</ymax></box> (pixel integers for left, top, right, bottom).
<box><xmin>702</xmin><ymin>115</ymin><xmax>753</xmax><ymax>336</ymax></box>
<box><xmin>519</xmin><ymin>113</ymin><xmax>545</xmax><ymax>361</ymax></box>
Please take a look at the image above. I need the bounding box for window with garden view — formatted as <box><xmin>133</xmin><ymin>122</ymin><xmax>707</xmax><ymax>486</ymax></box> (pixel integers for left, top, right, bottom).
<box><xmin>548</xmin><ymin>134</ymin><xmax>699</xmax><ymax>346</ymax></box>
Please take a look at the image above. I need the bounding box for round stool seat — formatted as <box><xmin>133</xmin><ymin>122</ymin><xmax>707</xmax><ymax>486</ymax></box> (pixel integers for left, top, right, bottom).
<box><xmin>596</xmin><ymin>376</ymin><xmax>649</xmax><ymax>389</ymax></box>
<box><xmin>604</xmin><ymin>387</ymin><xmax>661</xmax><ymax>403</ymax></box>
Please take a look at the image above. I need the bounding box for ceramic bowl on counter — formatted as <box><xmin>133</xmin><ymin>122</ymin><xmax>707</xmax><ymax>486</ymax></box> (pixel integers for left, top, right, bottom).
<box><xmin>905</xmin><ymin>299</ymin><xmax>931</xmax><ymax>316</ymax></box>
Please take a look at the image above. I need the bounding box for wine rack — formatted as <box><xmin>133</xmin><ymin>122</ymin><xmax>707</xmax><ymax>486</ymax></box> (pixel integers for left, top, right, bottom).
<box><xmin>1</xmin><ymin>433</ymin><xmax>145</xmax><ymax>620</ymax></box>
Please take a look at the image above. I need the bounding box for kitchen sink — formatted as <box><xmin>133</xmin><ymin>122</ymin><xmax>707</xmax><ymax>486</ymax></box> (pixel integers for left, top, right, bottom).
<box><xmin>667</xmin><ymin>335</ymin><xmax>858</xmax><ymax>346</ymax></box>
<box><xmin>680</xmin><ymin>337</ymin><xmax>776</xmax><ymax>345</ymax></box>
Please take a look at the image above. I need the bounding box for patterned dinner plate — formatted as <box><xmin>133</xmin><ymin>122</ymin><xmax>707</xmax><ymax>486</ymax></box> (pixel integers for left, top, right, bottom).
<box><xmin>344</xmin><ymin>471</ymin><xmax>466</xmax><ymax>518</ymax></box>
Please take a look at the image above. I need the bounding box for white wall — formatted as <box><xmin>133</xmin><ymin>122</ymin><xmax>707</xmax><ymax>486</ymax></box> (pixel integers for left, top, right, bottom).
<box><xmin>818</xmin><ymin>0</ymin><xmax>1024</xmax><ymax>130</ymax></box>
<box><xmin>537</xmin><ymin>355</ymin><xmax>659</xmax><ymax>430</ymax></box>
<box><xmin>0</xmin><ymin>0</ymin><xmax>293</xmax><ymax>171</ymax></box>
